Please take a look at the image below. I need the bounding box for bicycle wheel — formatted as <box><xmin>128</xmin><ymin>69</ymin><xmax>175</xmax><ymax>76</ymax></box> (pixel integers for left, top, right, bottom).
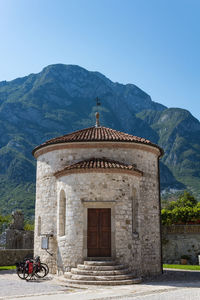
<box><xmin>17</xmin><ymin>269</ymin><xmax>29</xmax><ymax>280</ymax></box>
<box><xmin>35</xmin><ymin>266</ymin><xmax>46</xmax><ymax>278</ymax></box>
<box><xmin>41</xmin><ymin>263</ymin><xmax>49</xmax><ymax>275</ymax></box>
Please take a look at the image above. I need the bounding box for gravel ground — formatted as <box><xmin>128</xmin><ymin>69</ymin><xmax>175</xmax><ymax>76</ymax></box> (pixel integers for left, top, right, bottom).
<box><xmin>0</xmin><ymin>269</ymin><xmax>200</xmax><ymax>300</ymax></box>
<box><xmin>0</xmin><ymin>270</ymin><xmax>78</xmax><ymax>299</ymax></box>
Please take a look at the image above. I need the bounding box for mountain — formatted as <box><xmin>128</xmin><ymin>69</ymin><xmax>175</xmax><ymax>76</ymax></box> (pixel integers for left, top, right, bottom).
<box><xmin>137</xmin><ymin>109</ymin><xmax>200</xmax><ymax>197</ymax></box>
<box><xmin>0</xmin><ymin>64</ymin><xmax>199</xmax><ymax>218</ymax></box>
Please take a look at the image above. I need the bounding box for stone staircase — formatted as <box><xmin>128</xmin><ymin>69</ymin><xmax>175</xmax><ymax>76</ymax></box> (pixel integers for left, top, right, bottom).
<box><xmin>64</xmin><ymin>260</ymin><xmax>142</xmax><ymax>285</ymax></box>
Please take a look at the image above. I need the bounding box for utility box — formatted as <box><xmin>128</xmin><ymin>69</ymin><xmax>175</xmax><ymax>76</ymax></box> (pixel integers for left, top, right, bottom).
<box><xmin>41</xmin><ymin>237</ymin><xmax>49</xmax><ymax>249</ymax></box>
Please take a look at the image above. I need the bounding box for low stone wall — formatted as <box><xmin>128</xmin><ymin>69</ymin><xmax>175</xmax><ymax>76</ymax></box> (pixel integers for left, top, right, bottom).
<box><xmin>0</xmin><ymin>249</ymin><xmax>33</xmax><ymax>266</ymax></box>
<box><xmin>162</xmin><ymin>225</ymin><xmax>200</xmax><ymax>264</ymax></box>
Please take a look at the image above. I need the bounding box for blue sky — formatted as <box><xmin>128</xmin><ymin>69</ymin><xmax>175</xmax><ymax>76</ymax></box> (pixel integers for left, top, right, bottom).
<box><xmin>0</xmin><ymin>0</ymin><xmax>199</xmax><ymax>120</ymax></box>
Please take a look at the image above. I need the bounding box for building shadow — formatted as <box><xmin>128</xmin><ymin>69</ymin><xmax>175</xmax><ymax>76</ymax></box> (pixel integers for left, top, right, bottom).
<box><xmin>0</xmin><ymin>269</ymin><xmax>16</xmax><ymax>275</ymax></box>
<box><xmin>144</xmin><ymin>269</ymin><xmax>200</xmax><ymax>288</ymax></box>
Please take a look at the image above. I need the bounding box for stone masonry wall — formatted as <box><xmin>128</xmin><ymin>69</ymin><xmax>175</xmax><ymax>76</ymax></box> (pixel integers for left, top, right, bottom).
<box><xmin>6</xmin><ymin>230</ymin><xmax>34</xmax><ymax>249</ymax></box>
<box><xmin>56</xmin><ymin>172</ymin><xmax>141</xmax><ymax>274</ymax></box>
<box><xmin>34</xmin><ymin>143</ymin><xmax>161</xmax><ymax>276</ymax></box>
<box><xmin>0</xmin><ymin>249</ymin><xmax>33</xmax><ymax>266</ymax></box>
<box><xmin>162</xmin><ymin>225</ymin><xmax>200</xmax><ymax>265</ymax></box>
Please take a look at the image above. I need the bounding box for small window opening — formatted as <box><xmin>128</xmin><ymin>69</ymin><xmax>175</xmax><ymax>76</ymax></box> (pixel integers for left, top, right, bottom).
<box><xmin>59</xmin><ymin>190</ymin><xmax>66</xmax><ymax>236</ymax></box>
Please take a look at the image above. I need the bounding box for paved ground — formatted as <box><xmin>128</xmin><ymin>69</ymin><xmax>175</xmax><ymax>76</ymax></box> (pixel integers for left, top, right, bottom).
<box><xmin>0</xmin><ymin>269</ymin><xmax>200</xmax><ymax>300</ymax></box>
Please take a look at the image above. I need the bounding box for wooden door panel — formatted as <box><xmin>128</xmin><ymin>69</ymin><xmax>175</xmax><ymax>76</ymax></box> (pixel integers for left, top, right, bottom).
<box><xmin>99</xmin><ymin>231</ymin><xmax>110</xmax><ymax>248</ymax></box>
<box><xmin>87</xmin><ymin>208</ymin><xmax>111</xmax><ymax>257</ymax></box>
<box><xmin>87</xmin><ymin>209</ymin><xmax>98</xmax><ymax>249</ymax></box>
<box><xmin>88</xmin><ymin>210</ymin><xmax>98</xmax><ymax>227</ymax></box>
<box><xmin>87</xmin><ymin>232</ymin><xmax>98</xmax><ymax>248</ymax></box>
<box><xmin>100</xmin><ymin>210</ymin><xmax>111</xmax><ymax>227</ymax></box>
<box><xmin>98</xmin><ymin>248</ymin><xmax>110</xmax><ymax>257</ymax></box>
<box><xmin>99</xmin><ymin>209</ymin><xmax>111</xmax><ymax>252</ymax></box>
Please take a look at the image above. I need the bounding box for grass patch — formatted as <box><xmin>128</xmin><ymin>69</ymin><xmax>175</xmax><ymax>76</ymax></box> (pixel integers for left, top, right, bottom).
<box><xmin>0</xmin><ymin>266</ymin><xmax>16</xmax><ymax>271</ymax></box>
<box><xmin>163</xmin><ymin>264</ymin><xmax>200</xmax><ymax>270</ymax></box>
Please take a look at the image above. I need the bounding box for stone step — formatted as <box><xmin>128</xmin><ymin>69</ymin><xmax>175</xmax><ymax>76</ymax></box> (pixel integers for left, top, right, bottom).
<box><xmin>84</xmin><ymin>260</ymin><xmax>116</xmax><ymax>266</ymax></box>
<box><xmin>65</xmin><ymin>272</ymin><xmax>136</xmax><ymax>281</ymax></box>
<box><xmin>77</xmin><ymin>264</ymin><xmax>126</xmax><ymax>271</ymax></box>
<box><xmin>64</xmin><ymin>278</ymin><xmax>142</xmax><ymax>286</ymax></box>
<box><xmin>64</xmin><ymin>259</ymin><xmax>142</xmax><ymax>286</ymax></box>
<box><xmin>71</xmin><ymin>267</ymin><xmax>130</xmax><ymax>276</ymax></box>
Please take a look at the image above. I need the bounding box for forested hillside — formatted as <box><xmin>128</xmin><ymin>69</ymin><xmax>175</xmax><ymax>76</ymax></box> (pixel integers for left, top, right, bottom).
<box><xmin>0</xmin><ymin>64</ymin><xmax>199</xmax><ymax>218</ymax></box>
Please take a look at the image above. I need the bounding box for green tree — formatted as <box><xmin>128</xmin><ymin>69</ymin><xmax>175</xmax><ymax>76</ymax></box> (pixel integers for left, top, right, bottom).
<box><xmin>161</xmin><ymin>191</ymin><xmax>200</xmax><ymax>225</ymax></box>
<box><xmin>0</xmin><ymin>214</ymin><xmax>12</xmax><ymax>233</ymax></box>
<box><xmin>24</xmin><ymin>221</ymin><xmax>34</xmax><ymax>231</ymax></box>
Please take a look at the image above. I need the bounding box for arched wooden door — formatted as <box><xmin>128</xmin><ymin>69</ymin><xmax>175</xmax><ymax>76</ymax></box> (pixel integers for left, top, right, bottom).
<box><xmin>87</xmin><ymin>208</ymin><xmax>111</xmax><ymax>257</ymax></box>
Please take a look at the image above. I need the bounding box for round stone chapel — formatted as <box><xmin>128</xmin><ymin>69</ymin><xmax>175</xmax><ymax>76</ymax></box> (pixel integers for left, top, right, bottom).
<box><xmin>32</xmin><ymin>114</ymin><xmax>163</xmax><ymax>284</ymax></box>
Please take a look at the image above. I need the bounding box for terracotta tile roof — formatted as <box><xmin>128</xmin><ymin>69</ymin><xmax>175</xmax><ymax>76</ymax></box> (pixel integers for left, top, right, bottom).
<box><xmin>54</xmin><ymin>157</ymin><xmax>143</xmax><ymax>178</ymax></box>
<box><xmin>32</xmin><ymin>126</ymin><xmax>163</xmax><ymax>155</ymax></box>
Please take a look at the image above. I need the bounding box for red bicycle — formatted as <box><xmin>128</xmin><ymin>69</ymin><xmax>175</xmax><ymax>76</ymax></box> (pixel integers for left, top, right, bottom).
<box><xmin>16</xmin><ymin>256</ymin><xmax>49</xmax><ymax>280</ymax></box>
